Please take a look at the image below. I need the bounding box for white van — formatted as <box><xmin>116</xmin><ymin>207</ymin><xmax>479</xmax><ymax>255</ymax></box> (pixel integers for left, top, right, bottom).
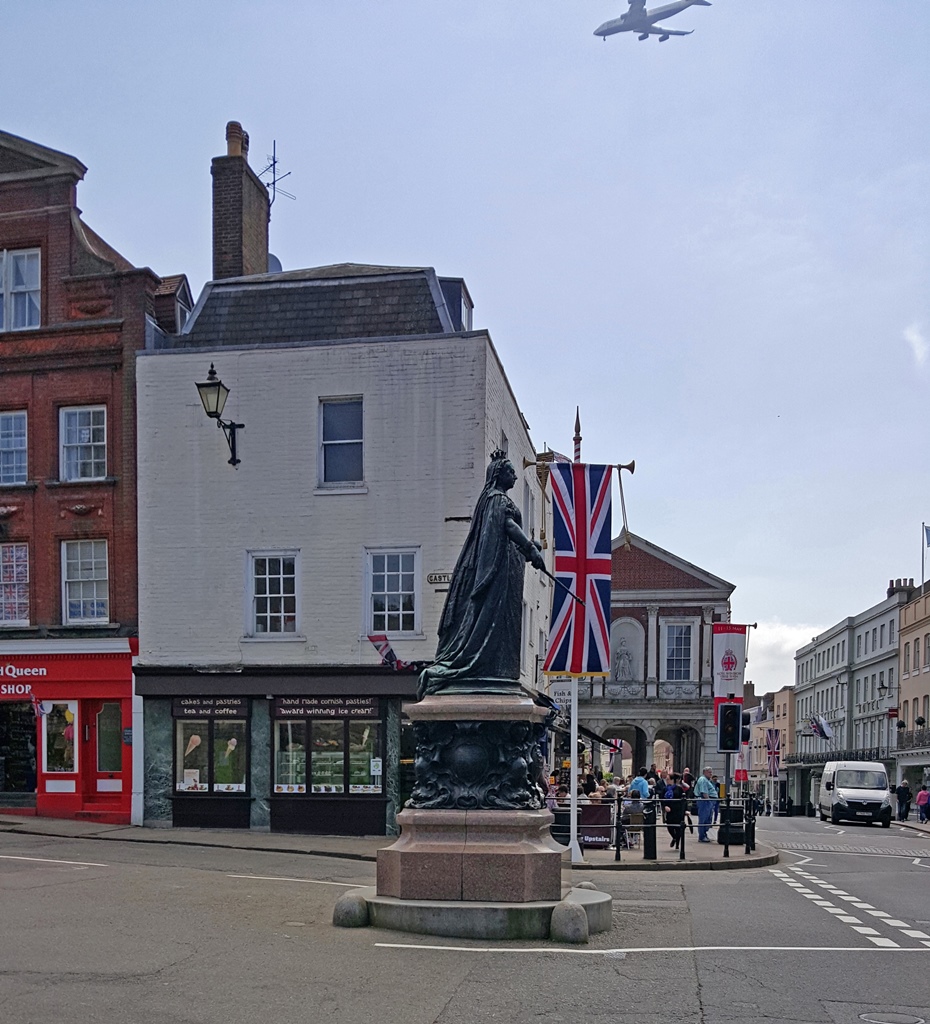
<box><xmin>818</xmin><ymin>760</ymin><xmax>892</xmax><ymax>827</ymax></box>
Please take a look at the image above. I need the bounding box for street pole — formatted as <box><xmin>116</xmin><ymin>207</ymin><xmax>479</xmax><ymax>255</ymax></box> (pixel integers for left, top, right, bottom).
<box><xmin>569</xmin><ymin>675</ymin><xmax>583</xmax><ymax>864</ymax></box>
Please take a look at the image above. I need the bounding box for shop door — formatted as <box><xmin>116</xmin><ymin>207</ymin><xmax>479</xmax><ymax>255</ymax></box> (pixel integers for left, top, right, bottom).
<box><xmin>81</xmin><ymin>700</ymin><xmax>125</xmax><ymax>804</ymax></box>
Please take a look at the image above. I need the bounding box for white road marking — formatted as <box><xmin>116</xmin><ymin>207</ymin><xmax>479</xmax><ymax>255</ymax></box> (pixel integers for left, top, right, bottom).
<box><xmin>838</xmin><ymin>916</ymin><xmax>862</xmax><ymax>924</ymax></box>
<box><xmin>867</xmin><ymin>937</ymin><xmax>901</xmax><ymax>948</ymax></box>
<box><xmin>901</xmin><ymin>930</ymin><xmax>930</xmax><ymax>939</ymax></box>
<box><xmin>226</xmin><ymin>874</ymin><xmax>360</xmax><ymax>887</ymax></box>
<box><xmin>851</xmin><ymin>926</ymin><xmax>879</xmax><ymax>935</ymax></box>
<box><xmin>867</xmin><ymin>910</ymin><xmax>892</xmax><ymax>918</ymax></box>
<box><xmin>884</xmin><ymin>920</ymin><xmax>909</xmax><ymax>927</ymax></box>
<box><xmin>0</xmin><ymin>854</ymin><xmax>107</xmax><ymax>867</ymax></box>
<box><xmin>852</xmin><ymin>902</ymin><xmax>875</xmax><ymax>909</ymax></box>
<box><xmin>375</xmin><ymin>943</ymin><xmax>930</xmax><ymax>955</ymax></box>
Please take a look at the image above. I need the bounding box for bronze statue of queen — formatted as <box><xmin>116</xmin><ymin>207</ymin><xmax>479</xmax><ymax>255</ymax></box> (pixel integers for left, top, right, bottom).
<box><xmin>418</xmin><ymin>450</ymin><xmax>546</xmax><ymax>700</ymax></box>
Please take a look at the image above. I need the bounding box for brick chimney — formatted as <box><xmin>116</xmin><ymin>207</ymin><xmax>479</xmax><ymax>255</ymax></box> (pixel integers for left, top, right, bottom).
<box><xmin>211</xmin><ymin>121</ymin><xmax>270</xmax><ymax>280</ymax></box>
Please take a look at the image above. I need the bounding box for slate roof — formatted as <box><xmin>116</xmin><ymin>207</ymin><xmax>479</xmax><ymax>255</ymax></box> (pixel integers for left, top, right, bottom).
<box><xmin>178</xmin><ymin>264</ymin><xmax>452</xmax><ymax>348</ymax></box>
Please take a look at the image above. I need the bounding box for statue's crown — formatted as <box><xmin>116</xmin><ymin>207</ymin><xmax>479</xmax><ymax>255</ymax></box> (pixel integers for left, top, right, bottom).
<box><xmin>489</xmin><ymin>448</ymin><xmax>507</xmax><ymax>462</ymax></box>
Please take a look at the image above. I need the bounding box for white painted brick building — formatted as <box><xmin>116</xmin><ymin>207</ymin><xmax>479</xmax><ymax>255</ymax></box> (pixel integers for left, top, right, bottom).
<box><xmin>134</xmin><ymin>264</ymin><xmax>549</xmax><ymax>836</ymax></box>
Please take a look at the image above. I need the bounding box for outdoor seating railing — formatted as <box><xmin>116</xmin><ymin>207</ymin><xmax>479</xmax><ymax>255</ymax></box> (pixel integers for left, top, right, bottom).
<box><xmin>549</xmin><ymin>796</ymin><xmax>758</xmax><ymax>862</ymax></box>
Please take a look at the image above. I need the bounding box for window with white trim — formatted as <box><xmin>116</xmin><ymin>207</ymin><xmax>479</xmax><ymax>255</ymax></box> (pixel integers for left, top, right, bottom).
<box><xmin>320</xmin><ymin>398</ymin><xmax>362</xmax><ymax>484</ymax></box>
<box><xmin>60</xmin><ymin>406</ymin><xmax>106</xmax><ymax>481</ymax></box>
<box><xmin>660</xmin><ymin>619</ymin><xmax>698</xmax><ymax>682</ymax></box>
<box><xmin>0</xmin><ymin>248</ymin><xmax>40</xmax><ymax>331</ymax></box>
<box><xmin>0</xmin><ymin>543</ymin><xmax>29</xmax><ymax>625</ymax></box>
<box><xmin>249</xmin><ymin>552</ymin><xmax>298</xmax><ymax>635</ymax></box>
<box><xmin>0</xmin><ymin>411</ymin><xmax>27</xmax><ymax>484</ymax></box>
<box><xmin>367</xmin><ymin>548</ymin><xmax>418</xmax><ymax>634</ymax></box>
<box><xmin>62</xmin><ymin>540</ymin><xmax>109</xmax><ymax>623</ymax></box>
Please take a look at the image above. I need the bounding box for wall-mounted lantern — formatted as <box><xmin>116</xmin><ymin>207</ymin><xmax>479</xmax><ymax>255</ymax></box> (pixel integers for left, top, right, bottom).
<box><xmin>196</xmin><ymin>363</ymin><xmax>244</xmax><ymax>467</ymax></box>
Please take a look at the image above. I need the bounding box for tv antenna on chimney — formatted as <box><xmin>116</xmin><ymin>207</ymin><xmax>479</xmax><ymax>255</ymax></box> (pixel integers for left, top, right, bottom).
<box><xmin>259</xmin><ymin>141</ymin><xmax>296</xmax><ymax>210</ymax></box>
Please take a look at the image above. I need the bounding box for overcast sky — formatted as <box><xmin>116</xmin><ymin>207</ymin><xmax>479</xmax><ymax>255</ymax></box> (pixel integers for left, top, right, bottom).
<box><xmin>6</xmin><ymin>2</ymin><xmax>928</xmax><ymax>692</ymax></box>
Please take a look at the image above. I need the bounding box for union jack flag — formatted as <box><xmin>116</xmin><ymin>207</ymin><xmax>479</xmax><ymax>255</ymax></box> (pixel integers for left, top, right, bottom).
<box><xmin>543</xmin><ymin>463</ymin><xmax>613</xmax><ymax>676</ymax></box>
<box><xmin>766</xmin><ymin>728</ymin><xmax>781</xmax><ymax>777</ymax></box>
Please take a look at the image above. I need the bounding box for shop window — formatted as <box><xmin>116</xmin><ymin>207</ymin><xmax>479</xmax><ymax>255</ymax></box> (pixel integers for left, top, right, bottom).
<box><xmin>367</xmin><ymin>548</ymin><xmax>418</xmax><ymax>634</ymax></box>
<box><xmin>62</xmin><ymin>539</ymin><xmax>109</xmax><ymax>623</ymax></box>
<box><xmin>0</xmin><ymin>410</ymin><xmax>27</xmax><ymax>484</ymax></box>
<box><xmin>320</xmin><ymin>397</ymin><xmax>362</xmax><ymax>484</ymax></box>
<box><xmin>175</xmin><ymin>716</ymin><xmax>248</xmax><ymax>793</ymax></box>
<box><xmin>249</xmin><ymin>552</ymin><xmax>298</xmax><ymax>635</ymax></box>
<box><xmin>0</xmin><ymin>542</ymin><xmax>29</xmax><ymax>625</ymax></box>
<box><xmin>43</xmin><ymin>702</ymin><xmax>77</xmax><ymax>773</ymax></box>
<box><xmin>0</xmin><ymin>248</ymin><xmax>40</xmax><ymax>331</ymax></box>
<box><xmin>59</xmin><ymin>406</ymin><xmax>107</xmax><ymax>481</ymax></box>
<box><xmin>273</xmin><ymin>701</ymin><xmax>382</xmax><ymax>795</ymax></box>
<box><xmin>0</xmin><ymin>701</ymin><xmax>36</xmax><ymax>791</ymax></box>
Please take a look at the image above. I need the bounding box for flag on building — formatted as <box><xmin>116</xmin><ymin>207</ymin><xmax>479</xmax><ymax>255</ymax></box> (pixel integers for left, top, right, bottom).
<box><xmin>925</xmin><ymin>523</ymin><xmax>930</xmax><ymax>547</ymax></box>
<box><xmin>367</xmin><ymin>634</ymin><xmax>423</xmax><ymax>673</ymax></box>
<box><xmin>766</xmin><ymin>728</ymin><xmax>781</xmax><ymax>777</ymax></box>
<box><xmin>543</xmin><ymin>462</ymin><xmax>613</xmax><ymax>676</ymax></box>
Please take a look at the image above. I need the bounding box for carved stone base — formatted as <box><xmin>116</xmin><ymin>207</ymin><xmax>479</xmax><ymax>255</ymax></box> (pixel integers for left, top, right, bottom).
<box><xmin>377</xmin><ymin>808</ymin><xmax>566</xmax><ymax>903</ymax></box>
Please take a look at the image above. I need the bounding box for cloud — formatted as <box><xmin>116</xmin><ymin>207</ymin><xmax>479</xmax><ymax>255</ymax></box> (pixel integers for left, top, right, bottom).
<box><xmin>904</xmin><ymin>322</ymin><xmax>927</xmax><ymax>367</ymax></box>
<box><xmin>746</xmin><ymin>620</ymin><xmax>824</xmax><ymax>695</ymax></box>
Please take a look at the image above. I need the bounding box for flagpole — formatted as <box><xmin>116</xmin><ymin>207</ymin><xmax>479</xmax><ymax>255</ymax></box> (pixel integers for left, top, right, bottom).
<box><xmin>569</xmin><ymin>675</ymin><xmax>584</xmax><ymax>864</ymax></box>
<box><xmin>923</xmin><ymin>522</ymin><xmax>926</xmax><ymax>588</ymax></box>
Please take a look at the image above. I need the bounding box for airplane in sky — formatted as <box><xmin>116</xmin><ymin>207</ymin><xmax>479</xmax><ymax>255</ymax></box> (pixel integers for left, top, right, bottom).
<box><xmin>594</xmin><ymin>0</ymin><xmax>711</xmax><ymax>42</ymax></box>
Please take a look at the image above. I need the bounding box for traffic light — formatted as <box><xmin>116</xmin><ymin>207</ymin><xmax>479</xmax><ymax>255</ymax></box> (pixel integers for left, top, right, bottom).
<box><xmin>717</xmin><ymin>702</ymin><xmax>741</xmax><ymax>753</ymax></box>
<box><xmin>741</xmin><ymin>709</ymin><xmax>752</xmax><ymax>745</ymax></box>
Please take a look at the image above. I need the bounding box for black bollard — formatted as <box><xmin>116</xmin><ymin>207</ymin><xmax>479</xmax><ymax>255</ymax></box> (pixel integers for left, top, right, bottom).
<box><xmin>722</xmin><ymin>794</ymin><xmax>731</xmax><ymax>858</ymax></box>
<box><xmin>614</xmin><ymin>794</ymin><xmax>623</xmax><ymax>862</ymax></box>
<box><xmin>643</xmin><ymin>798</ymin><xmax>657</xmax><ymax>860</ymax></box>
<box><xmin>679</xmin><ymin>798</ymin><xmax>686</xmax><ymax>860</ymax></box>
<box><xmin>744</xmin><ymin>796</ymin><xmax>752</xmax><ymax>856</ymax></box>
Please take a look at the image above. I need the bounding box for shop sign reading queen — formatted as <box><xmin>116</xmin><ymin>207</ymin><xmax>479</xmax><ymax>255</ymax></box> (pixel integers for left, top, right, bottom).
<box><xmin>0</xmin><ymin>664</ymin><xmax>47</xmax><ymax>697</ymax></box>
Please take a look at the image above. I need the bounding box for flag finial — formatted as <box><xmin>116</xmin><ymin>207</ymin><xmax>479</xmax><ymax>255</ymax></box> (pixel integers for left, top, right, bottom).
<box><xmin>573</xmin><ymin>407</ymin><xmax>582</xmax><ymax>463</ymax></box>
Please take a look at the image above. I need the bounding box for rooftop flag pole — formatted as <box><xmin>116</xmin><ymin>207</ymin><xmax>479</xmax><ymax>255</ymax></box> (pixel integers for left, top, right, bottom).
<box><xmin>573</xmin><ymin>407</ymin><xmax>582</xmax><ymax>463</ymax></box>
<box><xmin>923</xmin><ymin>522</ymin><xmax>927</xmax><ymax>588</ymax></box>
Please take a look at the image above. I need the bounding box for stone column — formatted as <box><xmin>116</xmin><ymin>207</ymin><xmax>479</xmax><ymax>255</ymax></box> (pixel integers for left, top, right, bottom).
<box><xmin>249</xmin><ymin>698</ymin><xmax>271</xmax><ymax>831</ymax></box>
<box><xmin>646</xmin><ymin>604</ymin><xmax>659</xmax><ymax>699</ymax></box>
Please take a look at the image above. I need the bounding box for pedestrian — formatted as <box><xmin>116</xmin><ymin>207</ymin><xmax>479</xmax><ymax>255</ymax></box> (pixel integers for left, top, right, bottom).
<box><xmin>765</xmin><ymin>797</ymin><xmax>772</xmax><ymax>816</ymax></box>
<box><xmin>694</xmin><ymin>766</ymin><xmax>717</xmax><ymax>842</ymax></box>
<box><xmin>682</xmin><ymin>767</ymin><xmax>694</xmax><ymax>789</ymax></box>
<box><xmin>662</xmin><ymin>773</ymin><xmax>686</xmax><ymax>849</ymax></box>
<box><xmin>711</xmin><ymin>774</ymin><xmax>721</xmax><ymax>824</ymax></box>
<box><xmin>628</xmin><ymin>767</ymin><xmax>651</xmax><ymax>799</ymax></box>
<box><xmin>896</xmin><ymin>780</ymin><xmax>912</xmax><ymax>821</ymax></box>
<box><xmin>916</xmin><ymin>786</ymin><xmax>929</xmax><ymax>824</ymax></box>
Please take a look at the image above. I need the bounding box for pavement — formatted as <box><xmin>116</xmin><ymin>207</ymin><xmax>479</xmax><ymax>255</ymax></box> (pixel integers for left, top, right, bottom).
<box><xmin>0</xmin><ymin>810</ymin><xmax>790</xmax><ymax>870</ymax></box>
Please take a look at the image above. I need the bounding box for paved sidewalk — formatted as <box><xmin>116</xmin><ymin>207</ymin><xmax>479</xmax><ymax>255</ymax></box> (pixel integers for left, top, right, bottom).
<box><xmin>0</xmin><ymin>812</ymin><xmax>777</xmax><ymax>870</ymax></box>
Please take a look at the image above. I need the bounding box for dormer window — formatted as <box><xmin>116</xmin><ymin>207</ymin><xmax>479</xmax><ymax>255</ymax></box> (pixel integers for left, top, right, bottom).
<box><xmin>0</xmin><ymin>249</ymin><xmax>41</xmax><ymax>331</ymax></box>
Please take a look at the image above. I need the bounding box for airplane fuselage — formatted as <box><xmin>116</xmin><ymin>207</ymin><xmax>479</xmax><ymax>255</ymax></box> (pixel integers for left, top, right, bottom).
<box><xmin>594</xmin><ymin>0</ymin><xmax>708</xmax><ymax>38</ymax></box>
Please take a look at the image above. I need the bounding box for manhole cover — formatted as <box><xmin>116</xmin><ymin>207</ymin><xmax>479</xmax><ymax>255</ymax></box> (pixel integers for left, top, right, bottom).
<box><xmin>859</xmin><ymin>1014</ymin><xmax>925</xmax><ymax>1024</ymax></box>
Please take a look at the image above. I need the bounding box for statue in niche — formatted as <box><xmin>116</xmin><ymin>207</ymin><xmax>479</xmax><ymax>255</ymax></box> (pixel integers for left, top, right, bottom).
<box><xmin>418</xmin><ymin>450</ymin><xmax>546</xmax><ymax>700</ymax></box>
<box><xmin>613</xmin><ymin>638</ymin><xmax>635</xmax><ymax>681</ymax></box>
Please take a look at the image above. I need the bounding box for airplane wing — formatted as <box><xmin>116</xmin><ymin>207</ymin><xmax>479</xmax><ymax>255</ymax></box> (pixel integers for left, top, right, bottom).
<box><xmin>647</xmin><ymin>24</ymin><xmax>693</xmax><ymax>35</ymax></box>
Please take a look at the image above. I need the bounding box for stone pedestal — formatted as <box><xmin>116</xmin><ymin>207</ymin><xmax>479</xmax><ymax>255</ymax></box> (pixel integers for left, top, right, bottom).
<box><xmin>376</xmin><ymin>691</ymin><xmax>567</xmax><ymax>904</ymax></box>
<box><xmin>377</xmin><ymin>807</ymin><xmax>565</xmax><ymax>902</ymax></box>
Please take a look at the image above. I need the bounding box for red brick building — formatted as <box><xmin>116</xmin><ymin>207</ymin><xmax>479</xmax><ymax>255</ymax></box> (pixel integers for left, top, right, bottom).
<box><xmin>0</xmin><ymin>129</ymin><xmax>189</xmax><ymax>822</ymax></box>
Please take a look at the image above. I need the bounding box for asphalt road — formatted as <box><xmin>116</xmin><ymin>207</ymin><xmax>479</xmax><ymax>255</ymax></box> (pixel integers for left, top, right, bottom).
<box><xmin>1</xmin><ymin>818</ymin><xmax>929</xmax><ymax>1024</ymax></box>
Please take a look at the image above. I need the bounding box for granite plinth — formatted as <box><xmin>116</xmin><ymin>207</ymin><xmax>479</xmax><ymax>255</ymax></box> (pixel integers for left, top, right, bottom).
<box><xmin>340</xmin><ymin>886</ymin><xmax>613</xmax><ymax>941</ymax></box>
<box><xmin>403</xmin><ymin>692</ymin><xmax>550</xmax><ymax>725</ymax></box>
<box><xmin>377</xmin><ymin>808</ymin><xmax>565</xmax><ymax>902</ymax></box>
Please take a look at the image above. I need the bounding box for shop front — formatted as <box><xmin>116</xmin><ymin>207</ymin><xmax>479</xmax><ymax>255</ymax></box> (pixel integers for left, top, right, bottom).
<box><xmin>0</xmin><ymin>640</ymin><xmax>135</xmax><ymax>823</ymax></box>
<box><xmin>136</xmin><ymin>666</ymin><xmax>414</xmax><ymax>836</ymax></box>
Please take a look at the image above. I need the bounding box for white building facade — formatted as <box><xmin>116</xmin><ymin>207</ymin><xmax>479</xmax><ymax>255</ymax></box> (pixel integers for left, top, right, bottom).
<box><xmin>135</xmin><ymin>265</ymin><xmax>549</xmax><ymax>835</ymax></box>
<box><xmin>786</xmin><ymin>580</ymin><xmax>912</xmax><ymax>813</ymax></box>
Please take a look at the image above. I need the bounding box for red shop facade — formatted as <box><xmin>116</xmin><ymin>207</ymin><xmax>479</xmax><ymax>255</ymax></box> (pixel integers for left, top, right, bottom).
<box><xmin>0</xmin><ymin>640</ymin><xmax>136</xmax><ymax>823</ymax></box>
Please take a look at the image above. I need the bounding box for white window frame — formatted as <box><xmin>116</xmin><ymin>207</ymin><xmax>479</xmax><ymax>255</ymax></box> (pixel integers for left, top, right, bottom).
<box><xmin>366</xmin><ymin>547</ymin><xmax>420</xmax><ymax>637</ymax></box>
<box><xmin>59</xmin><ymin>405</ymin><xmax>107</xmax><ymax>482</ymax></box>
<box><xmin>659</xmin><ymin>617</ymin><xmax>699</xmax><ymax>683</ymax></box>
<box><xmin>0</xmin><ymin>542</ymin><xmax>30</xmax><ymax>626</ymax></box>
<box><xmin>0</xmin><ymin>410</ymin><xmax>27</xmax><ymax>484</ymax></box>
<box><xmin>0</xmin><ymin>248</ymin><xmax>41</xmax><ymax>332</ymax></box>
<box><xmin>245</xmin><ymin>550</ymin><xmax>301</xmax><ymax>638</ymax></box>
<box><xmin>319</xmin><ymin>397</ymin><xmax>363</xmax><ymax>487</ymax></box>
<box><xmin>61</xmin><ymin>539</ymin><xmax>109</xmax><ymax>624</ymax></box>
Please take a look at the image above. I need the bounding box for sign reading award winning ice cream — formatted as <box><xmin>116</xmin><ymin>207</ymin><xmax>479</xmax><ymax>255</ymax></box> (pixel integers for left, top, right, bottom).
<box><xmin>273</xmin><ymin>696</ymin><xmax>379</xmax><ymax>718</ymax></box>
